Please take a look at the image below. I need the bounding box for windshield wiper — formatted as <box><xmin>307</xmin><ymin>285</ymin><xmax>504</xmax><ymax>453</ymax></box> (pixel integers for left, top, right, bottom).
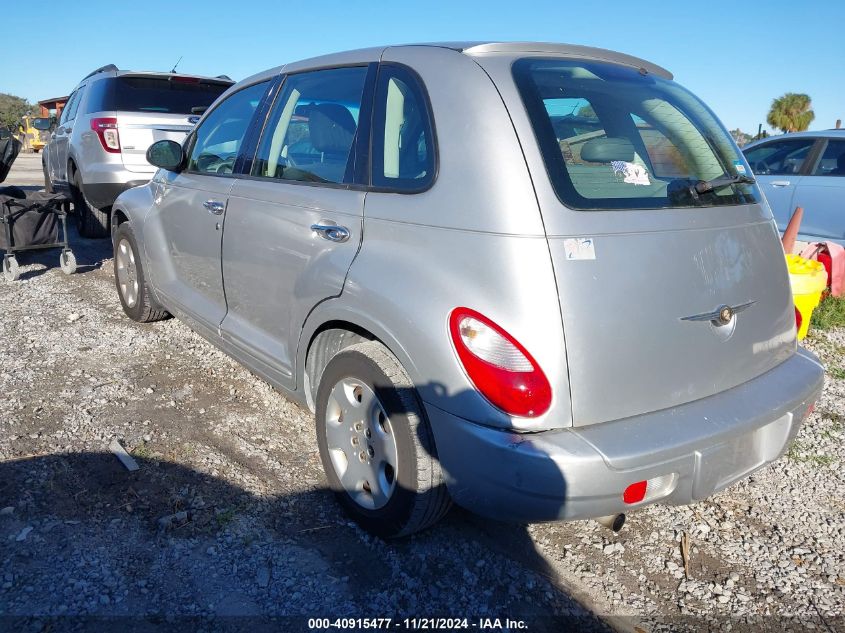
<box><xmin>693</xmin><ymin>174</ymin><xmax>755</xmax><ymax>194</ymax></box>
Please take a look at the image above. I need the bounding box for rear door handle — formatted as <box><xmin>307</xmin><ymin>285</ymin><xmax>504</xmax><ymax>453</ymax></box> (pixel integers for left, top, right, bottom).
<box><xmin>771</xmin><ymin>180</ymin><xmax>791</xmax><ymax>187</ymax></box>
<box><xmin>203</xmin><ymin>200</ymin><xmax>226</xmax><ymax>215</ymax></box>
<box><xmin>311</xmin><ymin>222</ymin><xmax>350</xmax><ymax>243</ymax></box>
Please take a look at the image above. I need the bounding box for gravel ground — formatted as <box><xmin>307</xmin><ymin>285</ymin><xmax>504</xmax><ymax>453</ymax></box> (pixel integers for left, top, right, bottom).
<box><xmin>1</xmin><ymin>154</ymin><xmax>843</xmax><ymax>632</ymax></box>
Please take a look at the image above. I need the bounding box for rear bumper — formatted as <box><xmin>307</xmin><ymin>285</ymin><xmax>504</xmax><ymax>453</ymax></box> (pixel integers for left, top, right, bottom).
<box><xmin>82</xmin><ymin>180</ymin><xmax>148</xmax><ymax>209</ymax></box>
<box><xmin>425</xmin><ymin>348</ymin><xmax>824</xmax><ymax>522</ymax></box>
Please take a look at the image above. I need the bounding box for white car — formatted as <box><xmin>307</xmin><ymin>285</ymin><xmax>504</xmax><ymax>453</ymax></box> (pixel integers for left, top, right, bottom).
<box><xmin>744</xmin><ymin>130</ymin><xmax>845</xmax><ymax>245</ymax></box>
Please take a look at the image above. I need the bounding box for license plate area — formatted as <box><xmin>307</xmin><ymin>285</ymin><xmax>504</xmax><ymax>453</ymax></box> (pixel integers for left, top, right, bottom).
<box><xmin>691</xmin><ymin>413</ymin><xmax>793</xmax><ymax>500</ymax></box>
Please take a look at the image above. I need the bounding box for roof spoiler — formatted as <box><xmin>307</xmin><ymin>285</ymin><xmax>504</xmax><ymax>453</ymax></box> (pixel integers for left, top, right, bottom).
<box><xmin>82</xmin><ymin>64</ymin><xmax>119</xmax><ymax>81</ymax></box>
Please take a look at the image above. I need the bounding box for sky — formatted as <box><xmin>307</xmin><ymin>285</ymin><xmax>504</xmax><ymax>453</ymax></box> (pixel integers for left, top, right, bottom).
<box><xmin>2</xmin><ymin>0</ymin><xmax>842</xmax><ymax>135</ymax></box>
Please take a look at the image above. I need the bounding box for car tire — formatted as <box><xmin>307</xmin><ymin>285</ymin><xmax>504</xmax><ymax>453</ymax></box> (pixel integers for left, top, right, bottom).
<box><xmin>70</xmin><ymin>167</ymin><xmax>110</xmax><ymax>238</ymax></box>
<box><xmin>315</xmin><ymin>341</ymin><xmax>451</xmax><ymax>538</ymax></box>
<box><xmin>113</xmin><ymin>222</ymin><xmax>169</xmax><ymax>323</ymax></box>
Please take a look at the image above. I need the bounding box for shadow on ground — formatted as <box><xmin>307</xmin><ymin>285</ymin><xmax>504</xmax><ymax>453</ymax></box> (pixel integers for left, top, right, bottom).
<box><xmin>0</xmin><ymin>451</ymin><xmax>609</xmax><ymax>632</ymax></box>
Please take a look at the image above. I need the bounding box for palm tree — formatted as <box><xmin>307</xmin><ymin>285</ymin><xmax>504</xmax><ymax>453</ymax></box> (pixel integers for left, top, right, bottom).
<box><xmin>767</xmin><ymin>93</ymin><xmax>815</xmax><ymax>133</ymax></box>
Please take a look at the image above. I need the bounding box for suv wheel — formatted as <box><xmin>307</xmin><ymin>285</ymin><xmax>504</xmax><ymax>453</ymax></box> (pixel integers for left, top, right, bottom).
<box><xmin>113</xmin><ymin>222</ymin><xmax>169</xmax><ymax>323</ymax></box>
<box><xmin>315</xmin><ymin>341</ymin><xmax>451</xmax><ymax>537</ymax></box>
<box><xmin>70</xmin><ymin>168</ymin><xmax>110</xmax><ymax>238</ymax></box>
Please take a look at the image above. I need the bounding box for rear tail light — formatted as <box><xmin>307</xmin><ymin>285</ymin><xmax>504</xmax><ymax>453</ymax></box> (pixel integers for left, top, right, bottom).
<box><xmin>90</xmin><ymin>117</ymin><xmax>120</xmax><ymax>153</ymax></box>
<box><xmin>449</xmin><ymin>308</ymin><xmax>552</xmax><ymax>418</ymax></box>
<box><xmin>794</xmin><ymin>305</ymin><xmax>802</xmax><ymax>332</ymax></box>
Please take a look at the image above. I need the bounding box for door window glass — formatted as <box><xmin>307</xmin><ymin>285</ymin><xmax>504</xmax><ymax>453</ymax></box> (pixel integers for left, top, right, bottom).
<box><xmin>743</xmin><ymin>139</ymin><xmax>815</xmax><ymax>176</ymax></box>
<box><xmin>812</xmin><ymin>140</ymin><xmax>845</xmax><ymax>176</ymax></box>
<box><xmin>252</xmin><ymin>67</ymin><xmax>368</xmax><ymax>184</ymax></box>
<box><xmin>187</xmin><ymin>81</ymin><xmax>268</xmax><ymax>175</ymax></box>
<box><xmin>372</xmin><ymin>65</ymin><xmax>435</xmax><ymax>190</ymax></box>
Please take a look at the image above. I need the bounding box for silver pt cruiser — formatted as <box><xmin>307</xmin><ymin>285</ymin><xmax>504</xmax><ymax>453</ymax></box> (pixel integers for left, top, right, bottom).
<box><xmin>111</xmin><ymin>42</ymin><xmax>825</xmax><ymax>537</ymax></box>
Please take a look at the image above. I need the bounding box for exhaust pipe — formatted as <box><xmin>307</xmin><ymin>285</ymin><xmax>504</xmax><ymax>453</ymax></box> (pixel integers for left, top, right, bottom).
<box><xmin>595</xmin><ymin>513</ymin><xmax>626</xmax><ymax>532</ymax></box>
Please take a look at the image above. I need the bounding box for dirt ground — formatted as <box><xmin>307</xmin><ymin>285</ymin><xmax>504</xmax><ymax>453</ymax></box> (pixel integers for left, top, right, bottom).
<box><xmin>1</xmin><ymin>153</ymin><xmax>843</xmax><ymax>632</ymax></box>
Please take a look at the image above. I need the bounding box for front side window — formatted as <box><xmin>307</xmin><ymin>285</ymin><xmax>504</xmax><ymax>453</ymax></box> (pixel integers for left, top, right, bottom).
<box><xmin>252</xmin><ymin>67</ymin><xmax>368</xmax><ymax>185</ymax></box>
<box><xmin>744</xmin><ymin>138</ymin><xmax>815</xmax><ymax>176</ymax></box>
<box><xmin>514</xmin><ymin>59</ymin><xmax>759</xmax><ymax>210</ymax></box>
<box><xmin>811</xmin><ymin>140</ymin><xmax>845</xmax><ymax>176</ymax></box>
<box><xmin>187</xmin><ymin>81</ymin><xmax>268</xmax><ymax>175</ymax></box>
<box><xmin>372</xmin><ymin>65</ymin><xmax>435</xmax><ymax>190</ymax></box>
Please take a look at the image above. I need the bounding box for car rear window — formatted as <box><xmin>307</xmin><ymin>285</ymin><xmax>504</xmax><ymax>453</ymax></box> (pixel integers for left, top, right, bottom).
<box><xmin>86</xmin><ymin>76</ymin><xmax>231</xmax><ymax>115</ymax></box>
<box><xmin>513</xmin><ymin>58</ymin><xmax>759</xmax><ymax>210</ymax></box>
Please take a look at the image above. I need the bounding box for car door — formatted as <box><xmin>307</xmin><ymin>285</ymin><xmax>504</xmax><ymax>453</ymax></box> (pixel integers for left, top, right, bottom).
<box><xmin>220</xmin><ymin>65</ymin><xmax>374</xmax><ymax>384</ymax></box>
<box><xmin>791</xmin><ymin>138</ymin><xmax>845</xmax><ymax>243</ymax></box>
<box><xmin>143</xmin><ymin>80</ymin><xmax>271</xmax><ymax>334</ymax></box>
<box><xmin>50</xmin><ymin>87</ymin><xmax>83</xmax><ymax>186</ymax></box>
<box><xmin>743</xmin><ymin>137</ymin><xmax>818</xmax><ymax>230</ymax></box>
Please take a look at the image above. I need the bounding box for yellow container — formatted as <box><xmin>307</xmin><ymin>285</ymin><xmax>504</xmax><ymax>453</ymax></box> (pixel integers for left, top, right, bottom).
<box><xmin>785</xmin><ymin>254</ymin><xmax>827</xmax><ymax>339</ymax></box>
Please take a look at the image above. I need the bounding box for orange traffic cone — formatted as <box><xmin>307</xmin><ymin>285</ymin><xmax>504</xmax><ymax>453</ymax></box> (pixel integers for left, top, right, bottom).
<box><xmin>782</xmin><ymin>206</ymin><xmax>804</xmax><ymax>254</ymax></box>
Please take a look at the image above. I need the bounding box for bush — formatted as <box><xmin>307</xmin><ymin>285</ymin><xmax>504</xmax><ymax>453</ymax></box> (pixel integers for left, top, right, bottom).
<box><xmin>810</xmin><ymin>295</ymin><xmax>845</xmax><ymax>330</ymax></box>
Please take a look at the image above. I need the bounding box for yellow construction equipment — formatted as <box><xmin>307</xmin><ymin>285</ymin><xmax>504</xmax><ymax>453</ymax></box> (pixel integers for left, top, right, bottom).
<box><xmin>18</xmin><ymin>115</ymin><xmax>52</xmax><ymax>153</ymax></box>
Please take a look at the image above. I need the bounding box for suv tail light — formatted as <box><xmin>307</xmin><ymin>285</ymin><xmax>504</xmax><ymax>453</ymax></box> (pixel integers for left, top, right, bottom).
<box><xmin>449</xmin><ymin>308</ymin><xmax>552</xmax><ymax>418</ymax></box>
<box><xmin>794</xmin><ymin>305</ymin><xmax>802</xmax><ymax>333</ymax></box>
<box><xmin>90</xmin><ymin>117</ymin><xmax>120</xmax><ymax>153</ymax></box>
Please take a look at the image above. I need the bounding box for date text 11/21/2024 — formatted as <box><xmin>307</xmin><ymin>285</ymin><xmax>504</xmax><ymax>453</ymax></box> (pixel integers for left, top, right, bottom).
<box><xmin>307</xmin><ymin>618</ymin><xmax>529</xmax><ymax>630</ymax></box>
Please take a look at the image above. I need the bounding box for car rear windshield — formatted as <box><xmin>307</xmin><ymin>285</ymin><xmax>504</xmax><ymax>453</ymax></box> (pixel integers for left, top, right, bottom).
<box><xmin>513</xmin><ymin>58</ymin><xmax>759</xmax><ymax>210</ymax></box>
<box><xmin>86</xmin><ymin>76</ymin><xmax>231</xmax><ymax>115</ymax></box>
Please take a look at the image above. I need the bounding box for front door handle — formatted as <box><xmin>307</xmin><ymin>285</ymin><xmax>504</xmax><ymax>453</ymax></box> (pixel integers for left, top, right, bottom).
<box><xmin>203</xmin><ymin>200</ymin><xmax>225</xmax><ymax>215</ymax></box>
<box><xmin>771</xmin><ymin>180</ymin><xmax>791</xmax><ymax>187</ymax></box>
<box><xmin>311</xmin><ymin>222</ymin><xmax>350</xmax><ymax>243</ymax></box>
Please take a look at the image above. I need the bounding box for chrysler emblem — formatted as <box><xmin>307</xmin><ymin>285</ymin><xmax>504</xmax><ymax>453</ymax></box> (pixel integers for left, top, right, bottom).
<box><xmin>681</xmin><ymin>301</ymin><xmax>755</xmax><ymax>326</ymax></box>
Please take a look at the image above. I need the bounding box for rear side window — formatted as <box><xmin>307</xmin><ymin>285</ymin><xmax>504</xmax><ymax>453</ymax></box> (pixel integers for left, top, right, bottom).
<box><xmin>252</xmin><ymin>67</ymin><xmax>368</xmax><ymax>185</ymax></box>
<box><xmin>86</xmin><ymin>76</ymin><xmax>230</xmax><ymax>115</ymax></box>
<box><xmin>744</xmin><ymin>139</ymin><xmax>815</xmax><ymax>176</ymax></box>
<box><xmin>61</xmin><ymin>87</ymin><xmax>85</xmax><ymax>123</ymax></box>
<box><xmin>811</xmin><ymin>140</ymin><xmax>845</xmax><ymax>176</ymax></box>
<box><xmin>187</xmin><ymin>81</ymin><xmax>268</xmax><ymax>175</ymax></box>
<box><xmin>513</xmin><ymin>58</ymin><xmax>759</xmax><ymax>210</ymax></box>
<box><xmin>372</xmin><ymin>65</ymin><xmax>435</xmax><ymax>190</ymax></box>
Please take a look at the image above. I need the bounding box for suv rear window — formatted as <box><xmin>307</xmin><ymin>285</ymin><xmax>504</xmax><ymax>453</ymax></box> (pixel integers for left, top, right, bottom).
<box><xmin>513</xmin><ymin>59</ymin><xmax>759</xmax><ymax>210</ymax></box>
<box><xmin>86</xmin><ymin>76</ymin><xmax>230</xmax><ymax>115</ymax></box>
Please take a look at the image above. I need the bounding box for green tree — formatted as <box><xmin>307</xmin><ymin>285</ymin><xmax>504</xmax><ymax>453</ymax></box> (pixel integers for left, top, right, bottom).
<box><xmin>0</xmin><ymin>93</ymin><xmax>34</xmax><ymax>130</ymax></box>
<box><xmin>766</xmin><ymin>93</ymin><xmax>815</xmax><ymax>133</ymax></box>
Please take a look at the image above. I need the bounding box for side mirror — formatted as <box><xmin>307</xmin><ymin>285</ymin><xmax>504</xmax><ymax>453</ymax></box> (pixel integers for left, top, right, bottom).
<box><xmin>146</xmin><ymin>139</ymin><xmax>185</xmax><ymax>172</ymax></box>
<box><xmin>32</xmin><ymin>118</ymin><xmax>52</xmax><ymax>131</ymax></box>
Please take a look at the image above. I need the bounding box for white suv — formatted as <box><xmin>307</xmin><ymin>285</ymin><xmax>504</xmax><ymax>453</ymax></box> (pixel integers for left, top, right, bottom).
<box><xmin>43</xmin><ymin>64</ymin><xmax>232</xmax><ymax>237</ymax></box>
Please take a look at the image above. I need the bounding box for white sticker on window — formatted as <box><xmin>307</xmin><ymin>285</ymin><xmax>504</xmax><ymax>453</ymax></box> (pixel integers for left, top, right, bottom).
<box><xmin>563</xmin><ymin>238</ymin><xmax>596</xmax><ymax>261</ymax></box>
<box><xmin>611</xmin><ymin>160</ymin><xmax>651</xmax><ymax>185</ymax></box>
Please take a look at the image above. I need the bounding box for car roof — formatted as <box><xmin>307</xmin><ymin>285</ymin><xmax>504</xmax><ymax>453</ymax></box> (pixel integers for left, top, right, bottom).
<box><xmin>743</xmin><ymin>129</ymin><xmax>845</xmax><ymax>150</ymax></box>
<box><xmin>236</xmin><ymin>41</ymin><xmax>673</xmax><ymax>89</ymax></box>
